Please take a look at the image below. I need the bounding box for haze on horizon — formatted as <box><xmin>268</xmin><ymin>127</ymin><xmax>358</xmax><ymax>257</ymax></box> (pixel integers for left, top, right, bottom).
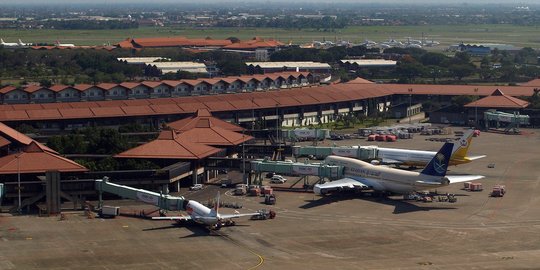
<box><xmin>1</xmin><ymin>0</ymin><xmax>538</xmax><ymax>5</ymax></box>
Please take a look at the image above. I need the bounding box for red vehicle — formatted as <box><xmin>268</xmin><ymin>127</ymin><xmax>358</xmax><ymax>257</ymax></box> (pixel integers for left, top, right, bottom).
<box><xmin>367</xmin><ymin>134</ymin><xmax>376</xmax><ymax>141</ymax></box>
<box><xmin>375</xmin><ymin>134</ymin><xmax>387</xmax><ymax>141</ymax></box>
<box><xmin>386</xmin><ymin>135</ymin><xmax>397</xmax><ymax>142</ymax></box>
<box><xmin>490</xmin><ymin>185</ymin><xmax>506</xmax><ymax>197</ymax></box>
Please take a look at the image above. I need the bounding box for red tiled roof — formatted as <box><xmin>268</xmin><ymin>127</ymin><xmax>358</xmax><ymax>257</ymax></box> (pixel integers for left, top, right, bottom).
<box><xmin>115</xmin><ymin>129</ymin><xmax>220</xmax><ymax>160</ymax></box>
<box><xmin>121</xmin><ymin>105</ymin><xmax>156</xmax><ymax>116</ymax></box>
<box><xmin>177</xmin><ymin>124</ymin><xmax>252</xmax><ymax>146</ymax></box>
<box><xmin>347</xmin><ymin>77</ymin><xmax>374</xmax><ymax>84</ymax></box>
<box><xmin>464</xmin><ymin>89</ymin><xmax>530</xmax><ymax>108</ymax></box>
<box><xmin>59</xmin><ymin>108</ymin><xmax>94</xmax><ymax>119</ymax></box>
<box><xmin>96</xmin><ymin>83</ymin><xmax>120</xmax><ymax>91</ymax></box>
<box><xmin>119</xmin><ymin>82</ymin><xmax>142</xmax><ymax>89</ymax></box>
<box><xmin>128</xmin><ymin>37</ymin><xmax>232</xmax><ymax>48</ymax></box>
<box><xmin>73</xmin><ymin>84</ymin><xmax>93</xmax><ymax>91</ymax></box>
<box><xmin>0</xmin><ymin>85</ymin><xmax>17</xmax><ymax>94</ymax></box>
<box><xmin>49</xmin><ymin>84</ymin><xmax>71</xmax><ymax>92</ymax></box>
<box><xmin>0</xmin><ymin>142</ymin><xmax>87</xmax><ymax>174</ymax></box>
<box><xmin>167</xmin><ymin>109</ymin><xmax>244</xmax><ymax>132</ymax></box>
<box><xmin>141</xmin><ymin>81</ymin><xmax>165</xmax><ymax>88</ymax></box>
<box><xmin>0</xmin><ymin>135</ymin><xmax>11</xmax><ymax>148</ymax></box>
<box><xmin>521</xmin><ymin>78</ymin><xmax>540</xmax><ymax>87</ymax></box>
<box><xmin>24</xmin><ymin>85</ymin><xmax>47</xmax><ymax>93</ymax></box>
<box><xmin>0</xmin><ymin>122</ymin><xmax>57</xmax><ymax>154</ymax></box>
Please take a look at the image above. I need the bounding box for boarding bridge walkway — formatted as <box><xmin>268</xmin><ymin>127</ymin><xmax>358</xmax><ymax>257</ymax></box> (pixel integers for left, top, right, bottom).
<box><xmin>292</xmin><ymin>145</ymin><xmax>379</xmax><ymax>160</ymax></box>
<box><xmin>95</xmin><ymin>178</ymin><xmax>186</xmax><ymax>211</ymax></box>
<box><xmin>250</xmin><ymin>159</ymin><xmax>343</xmax><ymax>187</ymax></box>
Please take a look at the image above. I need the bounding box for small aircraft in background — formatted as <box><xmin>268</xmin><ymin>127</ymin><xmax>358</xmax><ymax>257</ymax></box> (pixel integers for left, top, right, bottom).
<box><xmin>1</xmin><ymin>38</ymin><xmax>30</xmax><ymax>48</ymax></box>
<box><xmin>55</xmin><ymin>40</ymin><xmax>75</xmax><ymax>47</ymax></box>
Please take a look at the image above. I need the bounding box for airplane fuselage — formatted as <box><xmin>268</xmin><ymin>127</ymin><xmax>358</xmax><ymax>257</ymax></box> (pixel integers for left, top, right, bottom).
<box><xmin>327</xmin><ymin>156</ymin><xmax>447</xmax><ymax>194</ymax></box>
<box><xmin>377</xmin><ymin>147</ymin><xmax>471</xmax><ymax>167</ymax></box>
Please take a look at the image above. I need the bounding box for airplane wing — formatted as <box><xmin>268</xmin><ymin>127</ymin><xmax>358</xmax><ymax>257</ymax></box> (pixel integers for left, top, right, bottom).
<box><xmin>380</xmin><ymin>158</ymin><xmax>403</xmax><ymax>165</ymax></box>
<box><xmin>219</xmin><ymin>212</ymin><xmax>260</xmax><ymax>219</ymax></box>
<box><xmin>468</xmin><ymin>155</ymin><xmax>487</xmax><ymax>161</ymax></box>
<box><xmin>314</xmin><ymin>178</ymin><xmax>369</xmax><ymax>195</ymax></box>
<box><xmin>446</xmin><ymin>175</ymin><xmax>485</xmax><ymax>183</ymax></box>
<box><xmin>151</xmin><ymin>216</ymin><xmax>192</xmax><ymax>221</ymax></box>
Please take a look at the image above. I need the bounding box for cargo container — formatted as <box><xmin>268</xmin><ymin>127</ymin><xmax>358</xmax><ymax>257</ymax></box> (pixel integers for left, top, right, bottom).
<box><xmin>469</xmin><ymin>183</ymin><xmax>483</xmax><ymax>191</ymax></box>
<box><xmin>100</xmin><ymin>206</ymin><xmax>120</xmax><ymax>218</ymax></box>
<box><xmin>463</xmin><ymin>182</ymin><xmax>472</xmax><ymax>190</ymax></box>
<box><xmin>248</xmin><ymin>185</ymin><xmax>261</xmax><ymax>196</ymax></box>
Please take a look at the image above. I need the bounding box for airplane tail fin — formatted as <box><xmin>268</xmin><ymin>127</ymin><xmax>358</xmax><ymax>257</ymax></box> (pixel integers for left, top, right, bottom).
<box><xmin>211</xmin><ymin>191</ymin><xmax>220</xmax><ymax>216</ymax></box>
<box><xmin>451</xmin><ymin>129</ymin><xmax>474</xmax><ymax>160</ymax></box>
<box><xmin>421</xmin><ymin>142</ymin><xmax>453</xmax><ymax>177</ymax></box>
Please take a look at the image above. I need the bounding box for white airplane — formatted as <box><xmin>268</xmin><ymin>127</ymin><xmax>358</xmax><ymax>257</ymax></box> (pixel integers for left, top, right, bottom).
<box><xmin>376</xmin><ymin>129</ymin><xmax>486</xmax><ymax>167</ymax></box>
<box><xmin>1</xmin><ymin>38</ymin><xmax>29</xmax><ymax>48</ymax></box>
<box><xmin>18</xmin><ymin>39</ymin><xmax>31</xmax><ymax>46</ymax></box>
<box><xmin>55</xmin><ymin>40</ymin><xmax>75</xmax><ymax>47</ymax></box>
<box><xmin>152</xmin><ymin>192</ymin><xmax>259</xmax><ymax>230</ymax></box>
<box><xmin>380</xmin><ymin>38</ymin><xmax>404</xmax><ymax>49</ymax></box>
<box><xmin>314</xmin><ymin>142</ymin><xmax>484</xmax><ymax>195</ymax></box>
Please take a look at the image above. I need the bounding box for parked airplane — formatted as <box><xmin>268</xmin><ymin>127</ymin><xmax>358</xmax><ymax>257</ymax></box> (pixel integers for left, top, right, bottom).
<box><xmin>379</xmin><ymin>38</ymin><xmax>404</xmax><ymax>49</ymax></box>
<box><xmin>152</xmin><ymin>192</ymin><xmax>259</xmax><ymax>230</ymax></box>
<box><xmin>314</xmin><ymin>142</ymin><xmax>484</xmax><ymax>195</ymax></box>
<box><xmin>1</xmin><ymin>38</ymin><xmax>30</xmax><ymax>48</ymax></box>
<box><xmin>377</xmin><ymin>129</ymin><xmax>486</xmax><ymax>167</ymax></box>
<box><xmin>55</xmin><ymin>40</ymin><xmax>75</xmax><ymax>47</ymax></box>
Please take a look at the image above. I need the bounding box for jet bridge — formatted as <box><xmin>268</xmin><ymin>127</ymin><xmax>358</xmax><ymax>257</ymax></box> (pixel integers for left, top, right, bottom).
<box><xmin>484</xmin><ymin>110</ymin><xmax>529</xmax><ymax>134</ymax></box>
<box><xmin>250</xmin><ymin>159</ymin><xmax>343</xmax><ymax>187</ymax></box>
<box><xmin>95</xmin><ymin>178</ymin><xmax>186</xmax><ymax>211</ymax></box>
<box><xmin>292</xmin><ymin>145</ymin><xmax>379</xmax><ymax>160</ymax></box>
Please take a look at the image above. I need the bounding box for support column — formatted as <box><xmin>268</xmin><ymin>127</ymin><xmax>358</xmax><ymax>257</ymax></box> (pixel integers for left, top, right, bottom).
<box><xmin>45</xmin><ymin>171</ymin><xmax>61</xmax><ymax>215</ymax></box>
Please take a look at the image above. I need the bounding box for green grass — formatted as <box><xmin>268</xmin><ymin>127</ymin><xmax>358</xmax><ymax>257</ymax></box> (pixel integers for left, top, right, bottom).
<box><xmin>1</xmin><ymin>24</ymin><xmax>540</xmax><ymax>48</ymax></box>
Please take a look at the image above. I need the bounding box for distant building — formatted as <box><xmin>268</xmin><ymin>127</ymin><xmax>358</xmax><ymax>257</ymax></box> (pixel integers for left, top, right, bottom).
<box><xmin>246</xmin><ymin>61</ymin><xmax>331</xmax><ymax>74</ymax></box>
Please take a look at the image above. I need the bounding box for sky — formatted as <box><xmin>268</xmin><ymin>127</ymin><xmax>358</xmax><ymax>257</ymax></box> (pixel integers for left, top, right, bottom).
<box><xmin>0</xmin><ymin>0</ymin><xmax>537</xmax><ymax>4</ymax></box>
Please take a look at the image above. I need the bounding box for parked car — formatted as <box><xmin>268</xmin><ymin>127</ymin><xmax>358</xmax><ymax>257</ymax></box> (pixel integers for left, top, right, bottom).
<box><xmin>270</xmin><ymin>175</ymin><xmax>287</xmax><ymax>184</ymax></box>
<box><xmin>189</xmin><ymin>184</ymin><xmax>203</xmax><ymax>191</ymax></box>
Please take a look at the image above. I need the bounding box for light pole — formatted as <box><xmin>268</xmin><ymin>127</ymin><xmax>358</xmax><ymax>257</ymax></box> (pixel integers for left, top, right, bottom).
<box><xmin>474</xmin><ymin>88</ymin><xmax>479</xmax><ymax>128</ymax></box>
<box><xmin>17</xmin><ymin>152</ymin><xmax>21</xmax><ymax>214</ymax></box>
<box><xmin>408</xmin><ymin>88</ymin><xmax>413</xmax><ymax>124</ymax></box>
<box><xmin>251</xmin><ymin>98</ymin><xmax>255</xmax><ymax>130</ymax></box>
<box><xmin>275</xmin><ymin>104</ymin><xmax>279</xmax><ymax>144</ymax></box>
<box><xmin>242</xmin><ymin>130</ymin><xmax>247</xmax><ymax>185</ymax></box>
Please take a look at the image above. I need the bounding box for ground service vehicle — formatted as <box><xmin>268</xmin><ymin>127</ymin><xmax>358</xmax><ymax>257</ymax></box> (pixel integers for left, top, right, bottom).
<box><xmin>270</xmin><ymin>175</ymin><xmax>287</xmax><ymax>184</ymax></box>
<box><xmin>190</xmin><ymin>184</ymin><xmax>203</xmax><ymax>191</ymax></box>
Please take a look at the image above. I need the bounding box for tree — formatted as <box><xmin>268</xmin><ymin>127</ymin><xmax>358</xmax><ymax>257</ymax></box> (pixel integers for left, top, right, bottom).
<box><xmin>449</xmin><ymin>64</ymin><xmax>476</xmax><ymax>80</ymax></box>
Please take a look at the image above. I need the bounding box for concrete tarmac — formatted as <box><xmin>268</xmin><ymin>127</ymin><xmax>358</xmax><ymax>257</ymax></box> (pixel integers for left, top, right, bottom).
<box><xmin>1</xmin><ymin>128</ymin><xmax>540</xmax><ymax>269</ymax></box>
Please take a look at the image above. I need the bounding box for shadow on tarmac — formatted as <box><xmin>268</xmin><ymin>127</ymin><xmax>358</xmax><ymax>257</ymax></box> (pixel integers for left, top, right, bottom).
<box><xmin>300</xmin><ymin>193</ymin><xmax>457</xmax><ymax>214</ymax></box>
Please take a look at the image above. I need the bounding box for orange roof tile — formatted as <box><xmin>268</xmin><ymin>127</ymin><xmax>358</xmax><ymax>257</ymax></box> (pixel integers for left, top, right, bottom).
<box><xmin>521</xmin><ymin>78</ymin><xmax>540</xmax><ymax>87</ymax></box>
<box><xmin>149</xmin><ymin>104</ymin><xmax>184</xmax><ymax>114</ymax></box>
<box><xmin>0</xmin><ymin>85</ymin><xmax>17</xmax><ymax>94</ymax></box>
<box><xmin>26</xmin><ymin>109</ymin><xmax>62</xmax><ymax>120</ymax></box>
<box><xmin>96</xmin><ymin>83</ymin><xmax>120</xmax><ymax>91</ymax></box>
<box><xmin>24</xmin><ymin>85</ymin><xmax>48</xmax><ymax>93</ymax></box>
<box><xmin>119</xmin><ymin>82</ymin><xmax>142</xmax><ymax>89</ymax></box>
<box><xmin>121</xmin><ymin>105</ymin><xmax>156</xmax><ymax>116</ymax></box>
<box><xmin>0</xmin><ymin>122</ymin><xmax>57</xmax><ymax>154</ymax></box>
<box><xmin>115</xmin><ymin>129</ymin><xmax>220</xmax><ymax>160</ymax></box>
<box><xmin>59</xmin><ymin>108</ymin><xmax>94</xmax><ymax>119</ymax></box>
<box><xmin>73</xmin><ymin>84</ymin><xmax>93</xmax><ymax>91</ymax></box>
<box><xmin>0</xmin><ymin>142</ymin><xmax>87</xmax><ymax>174</ymax></box>
<box><xmin>0</xmin><ymin>135</ymin><xmax>11</xmax><ymax>148</ymax></box>
<box><xmin>177</xmin><ymin>102</ymin><xmax>207</xmax><ymax>112</ymax></box>
<box><xmin>464</xmin><ymin>89</ymin><xmax>530</xmax><ymax>108</ymax></box>
<box><xmin>91</xmin><ymin>107</ymin><xmax>125</xmax><ymax>117</ymax></box>
<box><xmin>177</xmin><ymin>124</ymin><xmax>252</xmax><ymax>146</ymax></box>
<box><xmin>167</xmin><ymin>109</ymin><xmax>244</xmax><ymax>132</ymax></box>
<box><xmin>49</xmin><ymin>84</ymin><xmax>71</xmax><ymax>92</ymax></box>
